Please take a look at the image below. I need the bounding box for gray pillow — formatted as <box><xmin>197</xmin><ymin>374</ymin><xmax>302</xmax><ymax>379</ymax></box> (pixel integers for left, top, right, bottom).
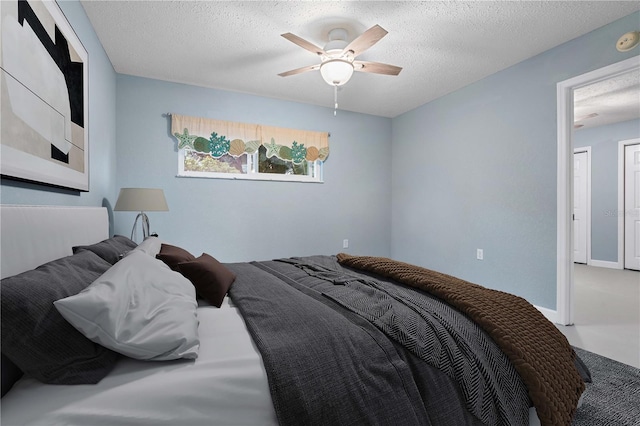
<box><xmin>73</xmin><ymin>235</ymin><xmax>137</xmax><ymax>264</ymax></box>
<box><xmin>1</xmin><ymin>250</ymin><xmax>119</xmax><ymax>384</ymax></box>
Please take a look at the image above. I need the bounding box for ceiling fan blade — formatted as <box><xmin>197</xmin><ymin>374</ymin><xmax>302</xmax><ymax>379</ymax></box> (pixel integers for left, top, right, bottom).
<box><xmin>353</xmin><ymin>61</ymin><xmax>402</xmax><ymax>76</ymax></box>
<box><xmin>278</xmin><ymin>64</ymin><xmax>320</xmax><ymax>77</ymax></box>
<box><xmin>281</xmin><ymin>33</ymin><xmax>325</xmax><ymax>56</ymax></box>
<box><xmin>342</xmin><ymin>24</ymin><xmax>388</xmax><ymax>57</ymax></box>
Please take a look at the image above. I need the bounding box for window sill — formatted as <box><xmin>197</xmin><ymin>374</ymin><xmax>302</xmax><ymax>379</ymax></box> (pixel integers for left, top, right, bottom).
<box><xmin>176</xmin><ymin>172</ymin><xmax>323</xmax><ymax>183</ymax></box>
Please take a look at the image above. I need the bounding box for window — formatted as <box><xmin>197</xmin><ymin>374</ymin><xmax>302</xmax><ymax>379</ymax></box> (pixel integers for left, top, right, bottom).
<box><xmin>172</xmin><ymin>115</ymin><xmax>328</xmax><ymax>183</ymax></box>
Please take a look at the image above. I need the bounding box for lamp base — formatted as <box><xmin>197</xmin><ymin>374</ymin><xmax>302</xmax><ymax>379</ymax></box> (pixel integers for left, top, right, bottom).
<box><xmin>131</xmin><ymin>212</ymin><xmax>150</xmax><ymax>242</ymax></box>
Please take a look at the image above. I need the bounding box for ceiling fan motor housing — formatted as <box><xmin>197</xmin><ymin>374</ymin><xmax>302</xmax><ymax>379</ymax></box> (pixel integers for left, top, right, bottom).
<box><xmin>324</xmin><ymin>28</ymin><xmax>350</xmax><ymax>59</ymax></box>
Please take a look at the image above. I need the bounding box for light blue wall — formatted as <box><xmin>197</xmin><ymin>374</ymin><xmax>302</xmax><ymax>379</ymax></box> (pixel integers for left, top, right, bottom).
<box><xmin>574</xmin><ymin>119</ymin><xmax>640</xmax><ymax>262</ymax></box>
<box><xmin>0</xmin><ymin>0</ymin><xmax>118</xmax><ymax>223</ymax></box>
<box><xmin>2</xmin><ymin>1</ymin><xmax>636</xmax><ymax>307</ymax></box>
<box><xmin>391</xmin><ymin>12</ymin><xmax>640</xmax><ymax>310</ymax></box>
<box><xmin>114</xmin><ymin>75</ymin><xmax>391</xmax><ymax>262</ymax></box>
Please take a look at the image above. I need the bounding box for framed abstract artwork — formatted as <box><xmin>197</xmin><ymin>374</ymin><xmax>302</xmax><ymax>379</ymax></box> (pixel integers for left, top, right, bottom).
<box><xmin>1</xmin><ymin>0</ymin><xmax>89</xmax><ymax>191</ymax></box>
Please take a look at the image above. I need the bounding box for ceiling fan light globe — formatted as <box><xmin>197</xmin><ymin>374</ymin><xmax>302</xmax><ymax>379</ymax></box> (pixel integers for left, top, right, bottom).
<box><xmin>320</xmin><ymin>59</ymin><xmax>354</xmax><ymax>86</ymax></box>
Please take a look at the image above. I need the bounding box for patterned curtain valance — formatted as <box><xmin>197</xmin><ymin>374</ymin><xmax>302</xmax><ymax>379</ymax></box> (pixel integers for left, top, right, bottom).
<box><xmin>171</xmin><ymin>114</ymin><xmax>329</xmax><ymax>163</ymax></box>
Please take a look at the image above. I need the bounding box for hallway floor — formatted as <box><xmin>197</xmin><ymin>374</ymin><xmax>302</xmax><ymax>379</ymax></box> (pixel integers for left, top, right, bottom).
<box><xmin>555</xmin><ymin>264</ymin><xmax>639</xmax><ymax>368</ymax></box>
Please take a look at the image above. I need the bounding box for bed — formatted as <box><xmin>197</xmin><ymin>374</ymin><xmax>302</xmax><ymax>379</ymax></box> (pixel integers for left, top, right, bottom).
<box><xmin>0</xmin><ymin>205</ymin><xmax>589</xmax><ymax>426</ymax></box>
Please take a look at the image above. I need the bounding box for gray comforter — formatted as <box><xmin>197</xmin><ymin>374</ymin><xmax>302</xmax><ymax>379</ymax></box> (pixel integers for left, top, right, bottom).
<box><xmin>227</xmin><ymin>256</ymin><xmax>530</xmax><ymax>426</ymax></box>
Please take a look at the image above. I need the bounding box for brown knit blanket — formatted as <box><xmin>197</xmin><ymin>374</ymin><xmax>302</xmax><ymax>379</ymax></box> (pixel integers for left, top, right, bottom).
<box><xmin>336</xmin><ymin>254</ymin><xmax>584</xmax><ymax>426</ymax></box>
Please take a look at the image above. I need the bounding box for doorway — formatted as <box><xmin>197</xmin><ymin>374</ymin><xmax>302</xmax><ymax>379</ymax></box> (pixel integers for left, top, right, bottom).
<box><xmin>573</xmin><ymin>148</ymin><xmax>590</xmax><ymax>265</ymax></box>
<box><xmin>623</xmin><ymin>141</ymin><xmax>640</xmax><ymax>270</ymax></box>
<box><xmin>556</xmin><ymin>56</ymin><xmax>640</xmax><ymax>325</ymax></box>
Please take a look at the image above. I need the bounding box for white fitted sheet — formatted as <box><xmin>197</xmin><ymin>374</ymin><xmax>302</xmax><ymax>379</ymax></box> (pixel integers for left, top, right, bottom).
<box><xmin>1</xmin><ymin>298</ymin><xmax>278</xmax><ymax>426</ymax></box>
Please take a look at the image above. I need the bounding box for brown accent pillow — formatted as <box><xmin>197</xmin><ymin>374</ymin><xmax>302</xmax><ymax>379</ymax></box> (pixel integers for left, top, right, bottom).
<box><xmin>177</xmin><ymin>253</ymin><xmax>236</xmax><ymax>307</ymax></box>
<box><xmin>156</xmin><ymin>244</ymin><xmax>195</xmax><ymax>271</ymax></box>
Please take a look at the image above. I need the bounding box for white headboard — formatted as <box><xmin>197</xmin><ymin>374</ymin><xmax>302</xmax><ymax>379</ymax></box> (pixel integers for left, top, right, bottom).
<box><xmin>0</xmin><ymin>205</ymin><xmax>109</xmax><ymax>279</ymax></box>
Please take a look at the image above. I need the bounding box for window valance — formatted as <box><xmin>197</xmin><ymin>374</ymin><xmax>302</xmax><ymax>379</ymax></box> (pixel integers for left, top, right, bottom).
<box><xmin>171</xmin><ymin>114</ymin><xmax>329</xmax><ymax>163</ymax></box>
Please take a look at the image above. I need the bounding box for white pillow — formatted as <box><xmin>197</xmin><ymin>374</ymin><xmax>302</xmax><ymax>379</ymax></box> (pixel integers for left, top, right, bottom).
<box><xmin>55</xmin><ymin>251</ymin><xmax>199</xmax><ymax>361</ymax></box>
<box><xmin>129</xmin><ymin>236</ymin><xmax>163</xmax><ymax>257</ymax></box>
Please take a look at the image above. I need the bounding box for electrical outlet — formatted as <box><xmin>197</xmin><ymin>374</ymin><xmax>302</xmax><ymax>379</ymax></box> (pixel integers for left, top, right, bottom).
<box><xmin>343</xmin><ymin>239</ymin><xmax>349</xmax><ymax>249</ymax></box>
<box><xmin>476</xmin><ymin>249</ymin><xmax>484</xmax><ymax>260</ymax></box>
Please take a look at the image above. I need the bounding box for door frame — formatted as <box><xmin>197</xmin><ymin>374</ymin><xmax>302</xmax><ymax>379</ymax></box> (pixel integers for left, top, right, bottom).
<box><xmin>573</xmin><ymin>147</ymin><xmax>591</xmax><ymax>265</ymax></box>
<box><xmin>556</xmin><ymin>56</ymin><xmax>639</xmax><ymax>326</ymax></box>
<box><xmin>620</xmin><ymin>139</ymin><xmax>640</xmax><ymax>269</ymax></box>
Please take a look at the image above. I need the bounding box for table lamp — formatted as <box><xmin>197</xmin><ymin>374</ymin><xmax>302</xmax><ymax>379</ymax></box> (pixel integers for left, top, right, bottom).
<box><xmin>114</xmin><ymin>188</ymin><xmax>169</xmax><ymax>241</ymax></box>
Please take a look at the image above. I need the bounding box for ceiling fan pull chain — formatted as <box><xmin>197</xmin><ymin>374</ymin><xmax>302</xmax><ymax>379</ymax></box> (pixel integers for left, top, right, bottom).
<box><xmin>334</xmin><ymin>85</ymin><xmax>338</xmax><ymax>116</ymax></box>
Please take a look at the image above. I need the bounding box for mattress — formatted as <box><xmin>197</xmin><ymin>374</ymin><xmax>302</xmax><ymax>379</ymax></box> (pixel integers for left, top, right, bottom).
<box><xmin>1</xmin><ymin>298</ymin><xmax>278</xmax><ymax>426</ymax></box>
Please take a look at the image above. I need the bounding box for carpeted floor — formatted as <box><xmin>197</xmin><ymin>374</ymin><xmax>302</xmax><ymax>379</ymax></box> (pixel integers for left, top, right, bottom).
<box><xmin>572</xmin><ymin>347</ymin><xmax>640</xmax><ymax>425</ymax></box>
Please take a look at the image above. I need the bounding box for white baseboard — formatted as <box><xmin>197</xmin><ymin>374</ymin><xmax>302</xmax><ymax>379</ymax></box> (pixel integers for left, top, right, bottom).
<box><xmin>534</xmin><ymin>305</ymin><xmax>558</xmax><ymax>324</ymax></box>
<box><xmin>588</xmin><ymin>259</ymin><xmax>621</xmax><ymax>269</ymax></box>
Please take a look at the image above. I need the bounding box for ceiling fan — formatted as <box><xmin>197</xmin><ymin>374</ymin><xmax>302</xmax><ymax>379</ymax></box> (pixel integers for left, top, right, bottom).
<box><xmin>279</xmin><ymin>24</ymin><xmax>402</xmax><ymax>86</ymax></box>
<box><xmin>278</xmin><ymin>24</ymin><xmax>402</xmax><ymax>114</ymax></box>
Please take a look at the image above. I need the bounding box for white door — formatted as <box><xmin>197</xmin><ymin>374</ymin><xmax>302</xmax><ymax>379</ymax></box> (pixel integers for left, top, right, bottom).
<box><xmin>574</xmin><ymin>151</ymin><xmax>588</xmax><ymax>264</ymax></box>
<box><xmin>624</xmin><ymin>144</ymin><xmax>640</xmax><ymax>271</ymax></box>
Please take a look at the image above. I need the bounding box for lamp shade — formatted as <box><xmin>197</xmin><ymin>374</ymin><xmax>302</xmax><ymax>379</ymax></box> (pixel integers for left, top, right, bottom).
<box><xmin>320</xmin><ymin>59</ymin><xmax>354</xmax><ymax>86</ymax></box>
<box><xmin>114</xmin><ymin>188</ymin><xmax>169</xmax><ymax>212</ymax></box>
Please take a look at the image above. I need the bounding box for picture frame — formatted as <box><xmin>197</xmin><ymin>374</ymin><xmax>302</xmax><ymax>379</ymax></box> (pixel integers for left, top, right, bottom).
<box><xmin>1</xmin><ymin>0</ymin><xmax>89</xmax><ymax>191</ymax></box>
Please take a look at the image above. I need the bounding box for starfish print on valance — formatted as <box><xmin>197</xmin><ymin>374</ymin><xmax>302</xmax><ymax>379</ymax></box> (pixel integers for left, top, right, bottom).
<box><xmin>170</xmin><ymin>114</ymin><xmax>329</xmax><ymax>163</ymax></box>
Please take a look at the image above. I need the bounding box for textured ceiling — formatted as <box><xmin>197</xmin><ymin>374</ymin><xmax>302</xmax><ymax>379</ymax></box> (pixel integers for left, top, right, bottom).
<box><xmin>574</xmin><ymin>69</ymin><xmax>640</xmax><ymax>130</ymax></box>
<box><xmin>80</xmin><ymin>1</ymin><xmax>640</xmax><ymax>118</ymax></box>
